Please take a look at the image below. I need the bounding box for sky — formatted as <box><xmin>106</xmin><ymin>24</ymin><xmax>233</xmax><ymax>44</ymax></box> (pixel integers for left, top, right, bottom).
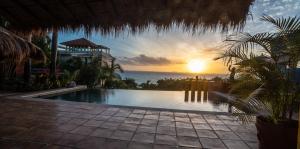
<box><xmin>58</xmin><ymin>0</ymin><xmax>300</xmax><ymax>74</ymax></box>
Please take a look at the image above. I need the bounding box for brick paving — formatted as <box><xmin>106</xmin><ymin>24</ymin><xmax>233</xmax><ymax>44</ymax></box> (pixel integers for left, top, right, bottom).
<box><xmin>0</xmin><ymin>98</ymin><xmax>258</xmax><ymax>149</ymax></box>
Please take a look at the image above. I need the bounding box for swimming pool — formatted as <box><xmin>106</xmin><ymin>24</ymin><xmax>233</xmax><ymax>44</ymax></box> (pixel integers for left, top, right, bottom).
<box><xmin>44</xmin><ymin>89</ymin><xmax>229</xmax><ymax>112</ymax></box>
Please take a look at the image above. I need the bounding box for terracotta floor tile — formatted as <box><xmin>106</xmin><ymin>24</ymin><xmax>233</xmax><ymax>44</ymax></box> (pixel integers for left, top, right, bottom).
<box><xmin>141</xmin><ymin>119</ymin><xmax>158</xmax><ymax>126</ymax></box>
<box><xmin>176</xmin><ymin>128</ymin><xmax>197</xmax><ymax>137</ymax></box>
<box><xmin>215</xmin><ymin>131</ymin><xmax>241</xmax><ymax>140</ymax></box>
<box><xmin>132</xmin><ymin>132</ymin><xmax>155</xmax><ymax>143</ymax></box>
<box><xmin>55</xmin><ymin>133</ymin><xmax>86</xmax><ymax>147</ymax></box>
<box><xmin>111</xmin><ymin>130</ymin><xmax>134</xmax><ymax>141</ymax></box>
<box><xmin>195</xmin><ymin>129</ymin><xmax>218</xmax><ymax>138</ymax></box>
<box><xmin>155</xmin><ymin>134</ymin><xmax>177</xmax><ymax>146</ymax></box>
<box><xmin>128</xmin><ymin>142</ymin><xmax>153</xmax><ymax>149</ymax></box>
<box><xmin>223</xmin><ymin>140</ymin><xmax>250</xmax><ymax>149</ymax></box>
<box><xmin>118</xmin><ymin>123</ymin><xmax>138</xmax><ymax>131</ymax></box>
<box><xmin>137</xmin><ymin>125</ymin><xmax>156</xmax><ymax>133</ymax></box>
<box><xmin>193</xmin><ymin>123</ymin><xmax>212</xmax><ymax>130</ymax></box>
<box><xmin>156</xmin><ymin>126</ymin><xmax>176</xmax><ymax>135</ymax></box>
<box><xmin>199</xmin><ymin>138</ymin><xmax>226</xmax><ymax>149</ymax></box>
<box><xmin>83</xmin><ymin>120</ymin><xmax>104</xmax><ymax>127</ymax></box>
<box><xmin>210</xmin><ymin>124</ymin><xmax>231</xmax><ymax>131</ymax></box>
<box><xmin>90</xmin><ymin>128</ymin><xmax>114</xmax><ymax>138</ymax></box>
<box><xmin>70</xmin><ymin>126</ymin><xmax>96</xmax><ymax>135</ymax></box>
<box><xmin>104</xmin><ymin>139</ymin><xmax>129</xmax><ymax>149</ymax></box>
<box><xmin>176</xmin><ymin>122</ymin><xmax>193</xmax><ymax>129</ymax></box>
<box><xmin>154</xmin><ymin>144</ymin><xmax>177</xmax><ymax>149</ymax></box>
<box><xmin>75</xmin><ymin>136</ymin><xmax>106</xmax><ymax>149</ymax></box>
<box><xmin>177</xmin><ymin>136</ymin><xmax>201</xmax><ymax>148</ymax></box>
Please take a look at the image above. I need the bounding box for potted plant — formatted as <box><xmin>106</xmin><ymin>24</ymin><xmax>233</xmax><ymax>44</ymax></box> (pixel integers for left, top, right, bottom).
<box><xmin>216</xmin><ymin>16</ymin><xmax>300</xmax><ymax>149</ymax></box>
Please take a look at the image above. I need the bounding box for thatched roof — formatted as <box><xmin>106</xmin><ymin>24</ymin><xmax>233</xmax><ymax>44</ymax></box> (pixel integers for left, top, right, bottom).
<box><xmin>0</xmin><ymin>27</ymin><xmax>46</xmax><ymax>64</ymax></box>
<box><xmin>0</xmin><ymin>0</ymin><xmax>254</xmax><ymax>34</ymax></box>
<box><xmin>61</xmin><ymin>38</ymin><xmax>109</xmax><ymax>49</ymax></box>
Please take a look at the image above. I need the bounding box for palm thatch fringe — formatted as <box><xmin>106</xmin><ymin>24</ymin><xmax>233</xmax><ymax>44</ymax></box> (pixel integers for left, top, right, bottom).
<box><xmin>0</xmin><ymin>0</ymin><xmax>254</xmax><ymax>35</ymax></box>
<box><xmin>0</xmin><ymin>27</ymin><xmax>46</xmax><ymax>64</ymax></box>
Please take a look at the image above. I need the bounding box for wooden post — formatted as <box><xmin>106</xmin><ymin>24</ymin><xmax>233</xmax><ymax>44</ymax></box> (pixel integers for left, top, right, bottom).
<box><xmin>184</xmin><ymin>90</ymin><xmax>189</xmax><ymax>102</ymax></box>
<box><xmin>191</xmin><ymin>80</ymin><xmax>196</xmax><ymax>102</ymax></box>
<box><xmin>196</xmin><ymin>77</ymin><xmax>201</xmax><ymax>102</ymax></box>
<box><xmin>50</xmin><ymin>28</ymin><xmax>58</xmax><ymax>78</ymax></box>
<box><xmin>203</xmin><ymin>81</ymin><xmax>208</xmax><ymax>101</ymax></box>
<box><xmin>184</xmin><ymin>80</ymin><xmax>189</xmax><ymax>102</ymax></box>
<box><xmin>197</xmin><ymin>82</ymin><xmax>201</xmax><ymax>102</ymax></box>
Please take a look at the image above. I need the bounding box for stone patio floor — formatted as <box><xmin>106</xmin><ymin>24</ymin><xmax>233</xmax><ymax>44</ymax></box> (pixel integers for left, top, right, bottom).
<box><xmin>0</xmin><ymin>98</ymin><xmax>258</xmax><ymax>149</ymax></box>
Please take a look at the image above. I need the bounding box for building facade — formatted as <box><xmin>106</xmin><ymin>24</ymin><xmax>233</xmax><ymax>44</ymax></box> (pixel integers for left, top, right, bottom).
<box><xmin>59</xmin><ymin>38</ymin><xmax>113</xmax><ymax>67</ymax></box>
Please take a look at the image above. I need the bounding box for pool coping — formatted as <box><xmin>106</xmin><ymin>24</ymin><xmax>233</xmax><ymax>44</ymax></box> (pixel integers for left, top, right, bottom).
<box><xmin>6</xmin><ymin>87</ymin><xmax>232</xmax><ymax>115</ymax></box>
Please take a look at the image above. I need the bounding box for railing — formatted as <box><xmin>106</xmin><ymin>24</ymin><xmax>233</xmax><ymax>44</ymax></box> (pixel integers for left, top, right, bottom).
<box><xmin>183</xmin><ymin>77</ymin><xmax>229</xmax><ymax>102</ymax></box>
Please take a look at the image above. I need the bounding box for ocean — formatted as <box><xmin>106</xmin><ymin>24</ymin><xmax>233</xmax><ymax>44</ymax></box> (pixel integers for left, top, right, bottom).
<box><xmin>119</xmin><ymin>71</ymin><xmax>228</xmax><ymax>84</ymax></box>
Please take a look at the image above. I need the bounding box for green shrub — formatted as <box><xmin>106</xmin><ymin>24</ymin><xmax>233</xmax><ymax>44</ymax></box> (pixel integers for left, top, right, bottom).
<box><xmin>77</xmin><ymin>65</ymin><xmax>100</xmax><ymax>88</ymax></box>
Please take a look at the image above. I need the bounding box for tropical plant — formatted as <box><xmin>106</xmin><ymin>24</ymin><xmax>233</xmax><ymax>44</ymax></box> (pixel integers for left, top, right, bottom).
<box><xmin>60</xmin><ymin>57</ymin><xmax>82</xmax><ymax>73</ymax></box>
<box><xmin>60</xmin><ymin>69</ymin><xmax>79</xmax><ymax>86</ymax></box>
<box><xmin>32</xmin><ymin>35</ymin><xmax>51</xmax><ymax>65</ymax></box>
<box><xmin>122</xmin><ymin>78</ymin><xmax>138</xmax><ymax>89</ymax></box>
<box><xmin>103</xmin><ymin>58</ymin><xmax>124</xmax><ymax>88</ymax></box>
<box><xmin>216</xmin><ymin>16</ymin><xmax>300</xmax><ymax>123</ymax></box>
<box><xmin>107</xmin><ymin>58</ymin><xmax>124</xmax><ymax>78</ymax></box>
<box><xmin>77</xmin><ymin>65</ymin><xmax>100</xmax><ymax>88</ymax></box>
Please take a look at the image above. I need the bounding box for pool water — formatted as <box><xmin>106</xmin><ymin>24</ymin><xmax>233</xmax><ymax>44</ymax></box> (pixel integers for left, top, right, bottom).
<box><xmin>44</xmin><ymin>89</ymin><xmax>229</xmax><ymax>112</ymax></box>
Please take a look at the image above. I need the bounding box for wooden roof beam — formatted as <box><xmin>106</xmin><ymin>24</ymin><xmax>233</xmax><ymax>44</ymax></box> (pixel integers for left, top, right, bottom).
<box><xmin>57</xmin><ymin>0</ymin><xmax>79</xmax><ymax>24</ymax></box>
<box><xmin>31</xmin><ymin>0</ymin><xmax>60</xmax><ymax>23</ymax></box>
<box><xmin>10</xmin><ymin>0</ymin><xmax>41</xmax><ymax>23</ymax></box>
<box><xmin>81</xmin><ymin>0</ymin><xmax>96</xmax><ymax>18</ymax></box>
<box><xmin>0</xmin><ymin>8</ymin><xmax>18</xmax><ymax>24</ymax></box>
<box><xmin>108</xmin><ymin>0</ymin><xmax>120</xmax><ymax>18</ymax></box>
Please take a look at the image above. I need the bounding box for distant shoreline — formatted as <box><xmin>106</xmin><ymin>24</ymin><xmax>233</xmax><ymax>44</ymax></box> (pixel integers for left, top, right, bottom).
<box><xmin>122</xmin><ymin>70</ymin><xmax>227</xmax><ymax>75</ymax></box>
<box><xmin>119</xmin><ymin>71</ymin><xmax>228</xmax><ymax>84</ymax></box>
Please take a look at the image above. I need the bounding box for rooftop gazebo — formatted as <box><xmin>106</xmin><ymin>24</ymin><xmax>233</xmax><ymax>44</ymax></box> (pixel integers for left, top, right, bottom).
<box><xmin>59</xmin><ymin>38</ymin><xmax>113</xmax><ymax>65</ymax></box>
<box><xmin>60</xmin><ymin>38</ymin><xmax>110</xmax><ymax>54</ymax></box>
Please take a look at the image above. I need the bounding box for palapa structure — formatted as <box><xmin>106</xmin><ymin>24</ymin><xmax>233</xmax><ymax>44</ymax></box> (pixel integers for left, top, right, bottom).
<box><xmin>0</xmin><ymin>0</ymin><xmax>254</xmax><ymax>34</ymax></box>
<box><xmin>59</xmin><ymin>38</ymin><xmax>113</xmax><ymax>66</ymax></box>
<box><xmin>0</xmin><ymin>0</ymin><xmax>255</xmax><ymax>79</ymax></box>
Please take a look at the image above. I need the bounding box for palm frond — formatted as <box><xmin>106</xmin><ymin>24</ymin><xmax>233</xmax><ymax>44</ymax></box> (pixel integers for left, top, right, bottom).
<box><xmin>226</xmin><ymin>32</ymin><xmax>274</xmax><ymax>55</ymax></box>
<box><xmin>216</xmin><ymin>84</ymin><xmax>271</xmax><ymax>123</ymax></box>
<box><xmin>261</xmin><ymin>15</ymin><xmax>300</xmax><ymax>34</ymax></box>
<box><xmin>215</xmin><ymin>16</ymin><xmax>300</xmax><ymax>122</ymax></box>
<box><xmin>113</xmin><ymin>64</ymin><xmax>124</xmax><ymax>73</ymax></box>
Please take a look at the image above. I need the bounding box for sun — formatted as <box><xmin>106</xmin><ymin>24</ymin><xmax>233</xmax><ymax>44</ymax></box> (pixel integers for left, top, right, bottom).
<box><xmin>187</xmin><ymin>59</ymin><xmax>205</xmax><ymax>73</ymax></box>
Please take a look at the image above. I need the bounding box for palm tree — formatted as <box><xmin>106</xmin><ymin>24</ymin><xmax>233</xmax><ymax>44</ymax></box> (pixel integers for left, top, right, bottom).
<box><xmin>216</xmin><ymin>16</ymin><xmax>300</xmax><ymax>123</ymax></box>
<box><xmin>216</xmin><ymin>16</ymin><xmax>300</xmax><ymax>148</ymax></box>
<box><xmin>102</xmin><ymin>58</ymin><xmax>124</xmax><ymax>88</ymax></box>
<box><xmin>108</xmin><ymin>58</ymin><xmax>124</xmax><ymax>79</ymax></box>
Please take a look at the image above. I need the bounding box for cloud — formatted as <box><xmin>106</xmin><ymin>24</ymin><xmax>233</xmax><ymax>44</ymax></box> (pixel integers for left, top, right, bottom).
<box><xmin>118</xmin><ymin>54</ymin><xmax>182</xmax><ymax>65</ymax></box>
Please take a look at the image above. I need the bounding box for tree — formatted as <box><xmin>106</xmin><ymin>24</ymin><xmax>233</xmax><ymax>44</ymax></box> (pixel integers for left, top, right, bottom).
<box><xmin>216</xmin><ymin>16</ymin><xmax>300</xmax><ymax>123</ymax></box>
<box><xmin>32</xmin><ymin>34</ymin><xmax>51</xmax><ymax>66</ymax></box>
<box><xmin>108</xmin><ymin>58</ymin><xmax>124</xmax><ymax>79</ymax></box>
<box><xmin>77</xmin><ymin>65</ymin><xmax>100</xmax><ymax>88</ymax></box>
<box><xmin>103</xmin><ymin>58</ymin><xmax>124</xmax><ymax>88</ymax></box>
<box><xmin>60</xmin><ymin>57</ymin><xmax>82</xmax><ymax>73</ymax></box>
